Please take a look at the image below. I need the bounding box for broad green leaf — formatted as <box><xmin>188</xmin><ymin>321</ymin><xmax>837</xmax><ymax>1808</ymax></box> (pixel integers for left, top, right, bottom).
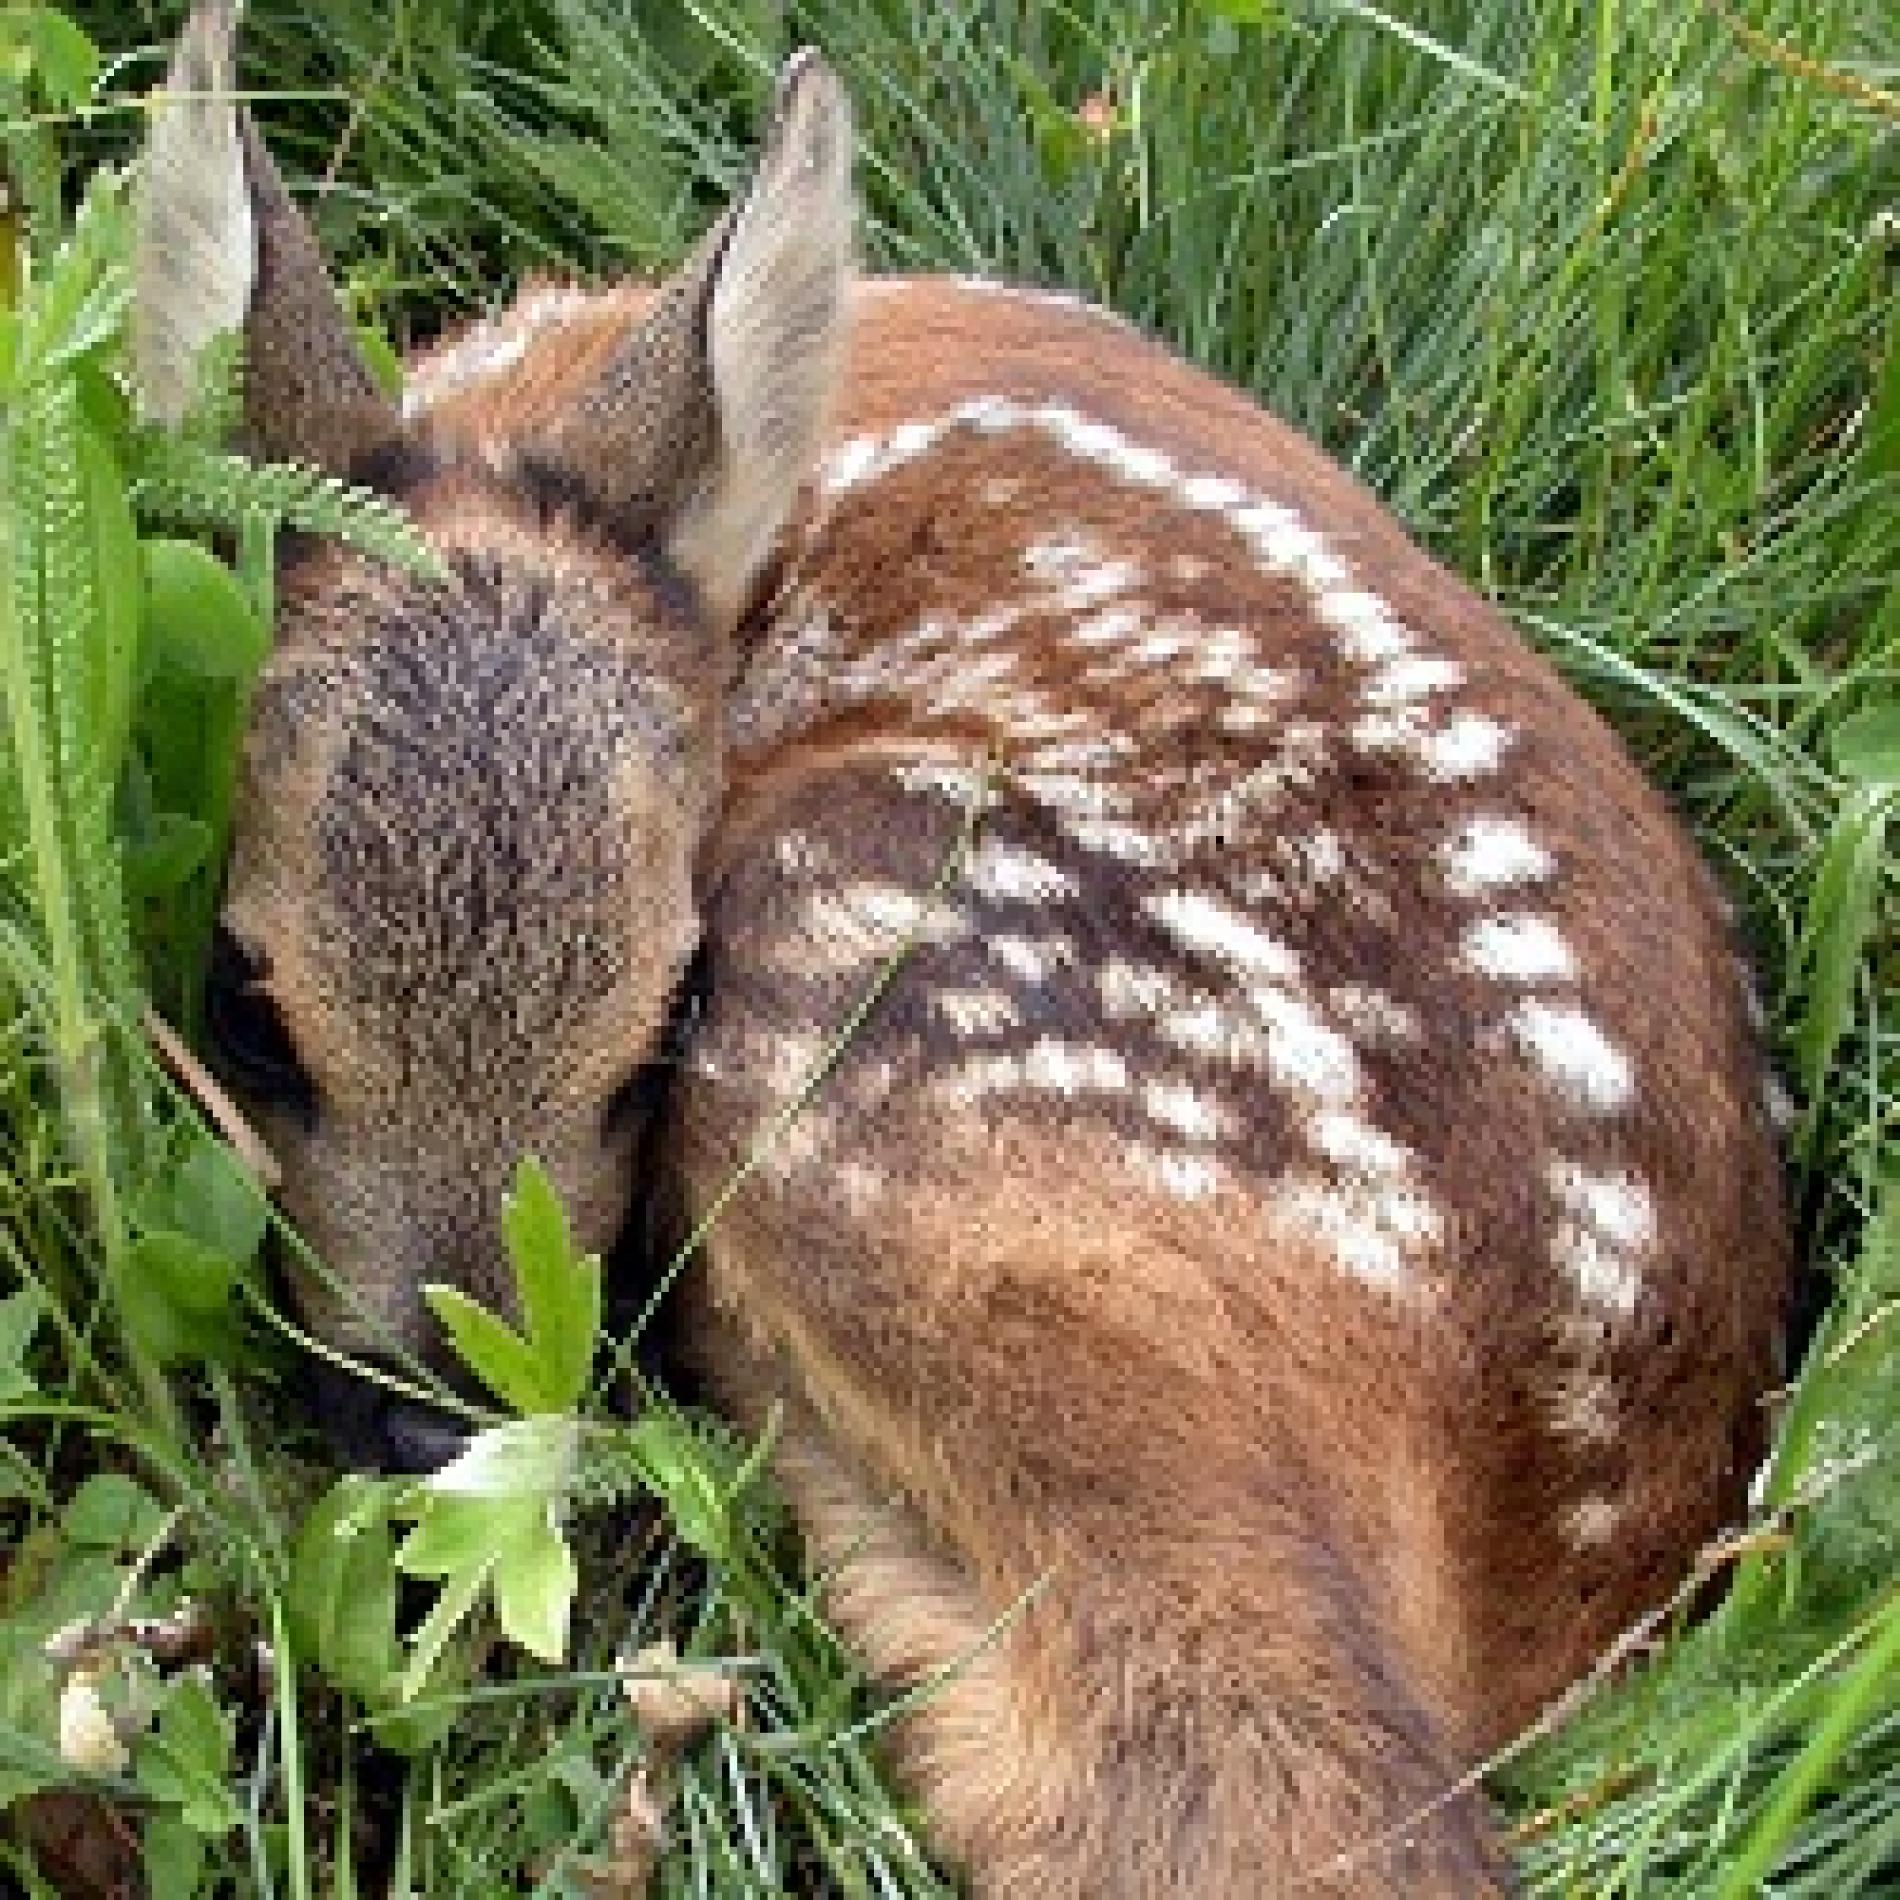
<box><xmin>143</xmin><ymin>1814</ymin><xmax>207</xmax><ymax>1900</ymax></box>
<box><xmin>423</xmin><ymin>1285</ymin><xmax>548</xmax><ymax>1414</ymax></box>
<box><xmin>396</xmin><ymin>1490</ymin><xmax>539</xmax><ymax>1581</ymax></box>
<box><xmin>1832</xmin><ymin>705</ymin><xmax>1900</xmax><ymax>788</ymax></box>
<box><xmin>0</xmin><ymin>1287</ymin><xmax>43</xmax><ymax>1406</ymax></box>
<box><xmin>287</xmin><ymin>1477</ymin><xmax>401</xmax><ymax>1702</ymax></box>
<box><xmin>141</xmin><ymin>539</ymin><xmax>268</xmax><ymax>681</ymax></box>
<box><xmin>124</xmin><ymin>810</ymin><xmax>212</xmax><ymax>898</ymax></box>
<box><xmin>118</xmin><ymin>1231</ymin><xmax>240</xmax><ymax>1366</ymax></box>
<box><xmin>62</xmin><ymin>1472</ymin><xmax>165</xmax><ymax>1553</ymax></box>
<box><xmin>500</xmin><ymin>1158</ymin><xmax>600</xmax><ymax>1412</ymax></box>
<box><xmin>491</xmin><ymin>1505</ymin><xmax>576</xmax><ymax>1664</ymax></box>
<box><xmin>134</xmin><ymin>1675</ymin><xmax>240</xmax><ymax>1836</ymax></box>
<box><xmin>5</xmin><ymin>9</ymin><xmax>100</xmax><ymax>108</ymax></box>
<box><xmin>170</xmin><ymin>1138</ymin><xmax>268</xmax><ymax>1263</ymax></box>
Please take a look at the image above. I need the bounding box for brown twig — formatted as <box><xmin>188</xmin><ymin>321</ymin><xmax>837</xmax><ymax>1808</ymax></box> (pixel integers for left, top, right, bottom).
<box><xmin>142</xmin><ymin>1004</ymin><xmax>283</xmax><ymax>1191</ymax></box>
<box><xmin>1702</xmin><ymin>0</ymin><xmax>1900</xmax><ymax>122</ymax></box>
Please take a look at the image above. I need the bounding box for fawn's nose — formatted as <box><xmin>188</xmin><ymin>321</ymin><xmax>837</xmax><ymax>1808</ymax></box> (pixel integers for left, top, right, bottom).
<box><xmin>308</xmin><ymin>1356</ymin><xmax>471</xmax><ymax>1475</ymax></box>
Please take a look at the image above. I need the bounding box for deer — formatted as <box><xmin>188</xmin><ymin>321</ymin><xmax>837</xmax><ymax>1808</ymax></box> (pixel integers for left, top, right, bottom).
<box><xmin>133</xmin><ymin>5</ymin><xmax>1789</xmax><ymax>1892</ymax></box>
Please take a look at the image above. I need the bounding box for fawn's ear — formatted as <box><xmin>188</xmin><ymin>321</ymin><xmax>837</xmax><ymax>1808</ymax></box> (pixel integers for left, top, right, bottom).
<box><xmin>134</xmin><ymin>0</ymin><xmax>401</xmax><ymax>476</ymax></box>
<box><xmin>525</xmin><ymin>50</ymin><xmax>855</xmax><ymax>630</ymax></box>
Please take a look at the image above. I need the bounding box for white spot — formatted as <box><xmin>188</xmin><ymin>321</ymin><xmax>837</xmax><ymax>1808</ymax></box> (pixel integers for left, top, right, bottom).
<box><xmin>1420</xmin><ymin>712</ymin><xmax>1514</xmax><ymax>781</ymax></box>
<box><xmin>981</xmin><ymin>476</ymin><xmax>1023</xmax><ymax>506</ymax></box>
<box><xmin>1063</xmin><ymin>814</ymin><xmax>1166</xmax><ymax>863</ymax></box>
<box><xmin>1274</xmin><ymin>1174</ymin><xmax>1443</xmax><ymax>1291</ymax></box>
<box><xmin>1547</xmin><ymin>1367</ymin><xmax>1619</xmax><ymax>1444</ymax></box>
<box><xmin>1159</xmin><ymin>998</ymin><xmax>1269</xmax><ymax>1070</ymax></box>
<box><xmin>755</xmin><ymin>1027</ymin><xmax>829</xmax><ymax>1096</ymax></box>
<box><xmin>1128</xmin><ymin>1144</ymin><xmax>1221</xmax><ymax>1201</ymax></box>
<box><xmin>1327</xmin><ymin>984</ymin><xmax>1421</xmax><ymax>1043</ymax></box>
<box><xmin>933</xmin><ymin>987</ymin><xmax>1021</xmax><ymax>1035</ymax></box>
<box><xmin>1219</xmin><ymin>702</ymin><xmax>1276</xmax><ymax>734</ymax></box>
<box><xmin>1098</xmin><ymin>959</ymin><xmax>1180</xmax><ymax>1018</ymax></box>
<box><xmin>1321</xmin><ymin>591</ymin><xmax>1415</xmax><ymax>663</ymax></box>
<box><xmin>1362</xmin><ymin>656</ymin><xmax>1466</xmax><ymax>707</ymax></box>
<box><xmin>1509</xmin><ymin>1003</ymin><xmax>1635</xmax><ymax>1112</ymax></box>
<box><xmin>1238</xmin><ymin>512</ymin><xmax>1353</xmax><ymax>589</ymax></box>
<box><xmin>1548</xmin><ymin>1161</ymin><xmax>1656</xmax><ymax>1315</ymax></box>
<box><xmin>1462</xmin><ymin>914</ymin><xmax>1578</xmax><ymax>983</ymax></box>
<box><xmin>1284</xmin><ymin>828</ymin><xmax>1348</xmax><ymax>886</ymax></box>
<box><xmin>836</xmin><ymin>1160</ymin><xmax>887</xmax><ymax>1213</ymax></box>
<box><xmin>1440</xmin><ymin>816</ymin><xmax>1555</xmax><ymax>896</ymax></box>
<box><xmin>771</xmin><ymin>831</ymin><xmax>833</xmax><ymax>878</ymax></box>
<box><xmin>1309</xmin><ymin>1112</ymin><xmax>1413</xmax><ymax>1177</ymax></box>
<box><xmin>822</xmin><ymin>434</ymin><xmax>882</xmax><ymax>493</ymax></box>
<box><xmin>1763</xmin><ymin>1074</ymin><xmax>1795</xmax><ymax>1130</ymax></box>
<box><xmin>1143</xmin><ymin>889</ymin><xmax>1298</xmax><ymax>981</ymax></box>
<box><xmin>968</xmin><ymin>839</ymin><xmax>1075</xmax><ymax>904</ymax></box>
<box><xmin>1018</xmin><ymin>770</ymin><xmax>1131</xmax><ymax>816</ymax></box>
<box><xmin>1246</xmin><ymin>988</ymin><xmax>1363</xmax><ymax>1107</ymax></box>
<box><xmin>1132</xmin><ymin>627</ymin><xmax>1193</xmax><ymax>664</ymax></box>
<box><xmin>1142</xmin><ymin>1079</ymin><xmax>1231</xmax><ymax>1143</ymax></box>
<box><xmin>1564</xmin><ymin>1494</ymin><xmax>1621</xmax><ymax>1547</ymax></box>
<box><xmin>1181</xmin><ymin>473</ymin><xmax>1248</xmax><ymax>512</ymax></box>
<box><xmin>988</xmin><ymin>934</ymin><xmax>1075</xmax><ymax>983</ymax></box>
<box><xmin>1069</xmin><ymin>604</ymin><xmax>1144</xmax><ymax>648</ymax></box>
<box><xmin>1023</xmin><ymin>735</ymin><xmax>1133</xmax><ymax>773</ymax></box>
<box><xmin>1021</xmin><ymin>1037</ymin><xmax>1130</xmax><ymax>1094</ymax></box>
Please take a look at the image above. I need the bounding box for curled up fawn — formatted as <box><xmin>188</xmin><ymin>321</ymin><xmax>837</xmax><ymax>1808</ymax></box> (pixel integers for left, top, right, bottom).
<box><xmin>136</xmin><ymin>6</ymin><xmax>1789</xmax><ymax>1891</ymax></box>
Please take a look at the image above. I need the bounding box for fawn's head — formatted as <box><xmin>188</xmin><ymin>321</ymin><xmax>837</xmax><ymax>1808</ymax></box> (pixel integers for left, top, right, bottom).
<box><xmin>135</xmin><ymin>5</ymin><xmax>854</xmax><ymax>1415</ymax></box>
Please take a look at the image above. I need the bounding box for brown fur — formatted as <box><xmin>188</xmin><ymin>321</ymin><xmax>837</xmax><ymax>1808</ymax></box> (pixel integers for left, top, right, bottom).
<box><xmin>137</xmin><ymin>14</ymin><xmax>1787</xmax><ymax>1893</ymax></box>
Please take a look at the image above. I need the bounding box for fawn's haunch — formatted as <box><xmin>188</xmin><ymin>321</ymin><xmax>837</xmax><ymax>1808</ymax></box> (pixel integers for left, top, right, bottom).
<box><xmin>139</xmin><ymin>6</ymin><xmax>1788</xmax><ymax>1892</ymax></box>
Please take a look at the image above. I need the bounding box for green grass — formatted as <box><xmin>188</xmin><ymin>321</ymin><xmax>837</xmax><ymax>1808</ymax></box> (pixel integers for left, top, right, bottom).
<box><xmin>3</xmin><ymin>0</ymin><xmax>1897</xmax><ymax>1892</ymax></box>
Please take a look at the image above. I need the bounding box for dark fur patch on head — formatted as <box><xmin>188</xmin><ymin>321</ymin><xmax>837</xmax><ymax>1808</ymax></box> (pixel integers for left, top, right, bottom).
<box><xmin>306</xmin><ymin>549</ymin><xmax>700</xmax><ymax>1086</ymax></box>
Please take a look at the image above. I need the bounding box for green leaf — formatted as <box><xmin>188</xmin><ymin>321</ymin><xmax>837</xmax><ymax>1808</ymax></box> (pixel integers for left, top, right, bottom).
<box><xmin>124</xmin><ymin>810</ymin><xmax>213</xmax><ymax>898</ymax></box>
<box><xmin>4</xmin><ymin>9</ymin><xmax>100</xmax><ymax>109</ymax></box>
<box><xmin>397</xmin><ymin>1559</ymin><xmax>490</xmax><ymax>1704</ymax></box>
<box><xmin>625</xmin><ymin>1410</ymin><xmax>734</xmax><ymax>1563</ymax></box>
<box><xmin>500</xmin><ymin>1158</ymin><xmax>600</xmax><ymax>1412</ymax></box>
<box><xmin>78</xmin><ymin>425</ymin><xmax>141</xmax><ymax>790</ymax></box>
<box><xmin>287</xmin><ymin>1478</ymin><xmax>402</xmax><ymax>1702</ymax></box>
<box><xmin>140</xmin><ymin>539</ymin><xmax>268</xmax><ymax>681</ymax></box>
<box><xmin>1794</xmin><ymin>786</ymin><xmax>1893</xmax><ymax>1113</ymax></box>
<box><xmin>396</xmin><ymin>1490</ymin><xmax>539</xmax><ymax>1581</ymax></box>
<box><xmin>1832</xmin><ymin>705</ymin><xmax>1900</xmax><ymax>788</ymax></box>
<box><xmin>133</xmin><ymin>1675</ymin><xmax>240</xmax><ymax>1836</ymax></box>
<box><xmin>0</xmin><ymin>1287</ymin><xmax>43</xmax><ymax>1407</ymax></box>
<box><xmin>142</xmin><ymin>1813</ymin><xmax>207</xmax><ymax>1900</ymax></box>
<box><xmin>62</xmin><ymin>1472</ymin><xmax>166</xmax><ymax>1553</ymax></box>
<box><xmin>490</xmin><ymin>1505</ymin><xmax>576</xmax><ymax>1664</ymax></box>
<box><xmin>423</xmin><ymin>1286</ymin><xmax>548</xmax><ymax>1414</ymax></box>
<box><xmin>170</xmin><ymin>1138</ymin><xmax>268</xmax><ymax>1262</ymax></box>
<box><xmin>117</xmin><ymin>1231</ymin><xmax>241</xmax><ymax>1367</ymax></box>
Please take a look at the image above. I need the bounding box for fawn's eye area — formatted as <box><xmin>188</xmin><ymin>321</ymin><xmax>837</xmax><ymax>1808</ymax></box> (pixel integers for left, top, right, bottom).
<box><xmin>206</xmin><ymin>925</ymin><xmax>318</xmax><ymax>1125</ymax></box>
<box><xmin>602</xmin><ymin>1063</ymin><xmax>667</xmax><ymax>1137</ymax></box>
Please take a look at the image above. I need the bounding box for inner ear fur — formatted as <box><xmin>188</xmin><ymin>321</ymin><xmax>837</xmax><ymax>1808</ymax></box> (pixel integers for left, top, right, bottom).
<box><xmin>526</xmin><ymin>50</ymin><xmax>856</xmax><ymax>631</ymax></box>
<box><xmin>134</xmin><ymin>0</ymin><xmax>402</xmax><ymax>477</ymax></box>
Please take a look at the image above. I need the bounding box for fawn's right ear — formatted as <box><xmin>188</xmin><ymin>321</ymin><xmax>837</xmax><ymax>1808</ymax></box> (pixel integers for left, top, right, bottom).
<box><xmin>133</xmin><ymin>0</ymin><xmax>401</xmax><ymax>477</ymax></box>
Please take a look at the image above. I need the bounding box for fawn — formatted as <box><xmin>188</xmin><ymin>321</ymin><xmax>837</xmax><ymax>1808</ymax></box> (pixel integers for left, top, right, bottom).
<box><xmin>136</xmin><ymin>5</ymin><xmax>1788</xmax><ymax>1891</ymax></box>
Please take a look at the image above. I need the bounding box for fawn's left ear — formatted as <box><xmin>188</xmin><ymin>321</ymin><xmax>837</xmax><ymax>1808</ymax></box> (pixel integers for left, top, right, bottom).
<box><xmin>525</xmin><ymin>50</ymin><xmax>856</xmax><ymax>631</ymax></box>
<box><xmin>133</xmin><ymin>0</ymin><xmax>403</xmax><ymax>476</ymax></box>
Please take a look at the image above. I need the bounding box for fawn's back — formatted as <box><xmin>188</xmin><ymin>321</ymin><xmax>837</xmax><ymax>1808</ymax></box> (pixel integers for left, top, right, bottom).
<box><xmin>139</xmin><ymin>10</ymin><xmax>1788</xmax><ymax>1891</ymax></box>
